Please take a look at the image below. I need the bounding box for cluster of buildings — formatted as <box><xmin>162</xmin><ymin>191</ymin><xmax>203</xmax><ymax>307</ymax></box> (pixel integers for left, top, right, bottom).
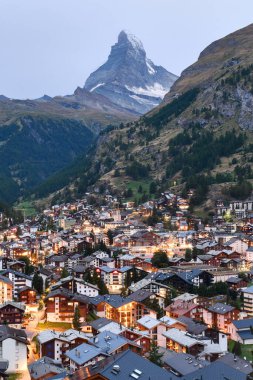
<box><xmin>0</xmin><ymin>193</ymin><xmax>253</xmax><ymax>378</ymax></box>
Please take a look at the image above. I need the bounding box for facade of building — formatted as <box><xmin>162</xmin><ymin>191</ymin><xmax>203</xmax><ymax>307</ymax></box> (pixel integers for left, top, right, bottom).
<box><xmin>103</xmin><ymin>296</ymin><xmax>156</xmax><ymax>328</ymax></box>
<box><xmin>1</xmin><ymin>270</ymin><xmax>32</xmax><ymax>298</ymax></box>
<box><xmin>202</xmin><ymin>303</ymin><xmax>239</xmax><ymax>333</ymax></box>
<box><xmin>0</xmin><ymin>302</ymin><xmax>25</xmax><ymax>326</ymax></box>
<box><xmin>0</xmin><ymin>275</ymin><xmax>13</xmax><ymax>304</ymax></box>
<box><xmin>163</xmin><ymin>328</ymin><xmax>205</xmax><ymax>355</ymax></box>
<box><xmin>228</xmin><ymin>318</ymin><xmax>253</xmax><ymax>344</ymax></box>
<box><xmin>0</xmin><ymin>326</ymin><xmax>28</xmax><ymax>373</ymax></box>
<box><xmin>45</xmin><ymin>289</ymin><xmax>89</xmax><ymax>323</ymax></box>
<box><xmin>51</xmin><ymin>276</ymin><xmax>99</xmax><ymax>298</ymax></box>
<box><xmin>243</xmin><ymin>286</ymin><xmax>253</xmax><ymax>316</ymax></box>
<box><xmin>97</xmin><ymin>266</ymin><xmax>132</xmax><ymax>294</ymax></box>
<box><xmin>38</xmin><ymin>329</ymin><xmax>89</xmax><ymax>365</ymax></box>
<box><xmin>18</xmin><ymin>286</ymin><xmax>37</xmax><ymax>304</ymax></box>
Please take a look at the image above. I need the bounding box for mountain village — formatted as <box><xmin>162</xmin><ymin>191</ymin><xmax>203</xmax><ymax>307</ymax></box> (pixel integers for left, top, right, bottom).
<box><xmin>1</xmin><ymin>3</ymin><xmax>253</xmax><ymax>379</ymax></box>
<box><xmin>0</xmin><ymin>190</ymin><xmax>253</xmax><ymax>379</ymax></box>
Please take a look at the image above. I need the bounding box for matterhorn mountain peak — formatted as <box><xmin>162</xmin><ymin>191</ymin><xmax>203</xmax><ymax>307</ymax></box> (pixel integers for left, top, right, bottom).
<box><xmin>118</xmin><ymin>30</ymin><xmax>145</xmax><ymax>51</ymax></box>
<box><xmin>85</xmin><ymin>31</ymin><xmax>178</xmax><ymax>114</ymax></box>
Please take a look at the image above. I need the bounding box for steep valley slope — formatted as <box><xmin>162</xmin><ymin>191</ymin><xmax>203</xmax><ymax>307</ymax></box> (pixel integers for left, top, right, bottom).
<box><xmin>31</xmin><ymin>23</ymin><xmax>253</xmax><ymax>209</ymax></box>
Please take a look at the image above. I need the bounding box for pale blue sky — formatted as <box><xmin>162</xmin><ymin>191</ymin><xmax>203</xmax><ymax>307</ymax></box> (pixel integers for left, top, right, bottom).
<box><xmin>0</xmin><ymin>0</ymin><xmax>252</xmax><ymax>99</ymax></box>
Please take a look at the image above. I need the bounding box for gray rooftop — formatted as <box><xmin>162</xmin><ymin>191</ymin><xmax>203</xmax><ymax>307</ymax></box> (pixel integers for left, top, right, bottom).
<box><xmin>161</xmin><ymin>350</ymin><xmax>210</xmax><ymax>376</ymax></box>
<box><xmin>127</xmin><ymin>289</ymin><xmax>153</xmax><ymax>302</ymax></box>
<box><xmin>177</xmin><ymin>316</ymin><xmax>207</xmax><ymax>335</ymax></box>
<box><xmin>0</xmin><ymin>325</ymin><xmax>28</xmax><ymax>344</ymax></box>
<box><xmin>162</xmin><ymin>328</ymin><xmax>204</xmax><ymax>348</ymax></box>
<box><xmin>137</xmin><ymin>316</ymin><xmax>160</xmax><ymax>330</ymax></box>
<box><xmin>28</xmin><ymin>357</ymin><xmax>66</xmax><ymax>379</ymax></box>
<box><xmin>208</xmin><ymin>302</ymin><xmax>235</xmax><ymax>314</ymax></box>
<box><xmin>38</xmin><ymin>329</ymin><xmax>89</xmax><ymax>345</ymax></box>
<box><xmin>243</xmin><ymin>285</ymin><xmax>253</xmax><ymax>294</ymax></box>
<box><xmin>217</xmin><ymin>353</ymin><xmax>252</xmax><ymax>374</ymax></box>
<box><xmin>184</xmin><ymin>360</ymin><xmax>248</xmax><ymax>380</ymax></box>
<box><xmin>87</xmin><ymin>317</ymin><xmax>112</xmax><ymax>331</ymax></box>
<box><xmin>101</xmin><ymin>350</ymin><xmax>170</xmax><ymax>380</ymax></box>
<box><xmin>65</xmin><ymin>343</ymin><xmax>106</xmax><ymax>365</ymax></box>
<box><xmin>88</xmin><ymin>330</ymin><xmax>135</xmax><ymax>354</ymax></box>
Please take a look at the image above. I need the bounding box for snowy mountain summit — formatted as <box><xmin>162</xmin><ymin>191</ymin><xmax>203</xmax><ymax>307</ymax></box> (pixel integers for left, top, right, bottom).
<box><xmin>84</xmin><ymin>30</ymin><xmax>178</xmax><ymax>114</ymax></box>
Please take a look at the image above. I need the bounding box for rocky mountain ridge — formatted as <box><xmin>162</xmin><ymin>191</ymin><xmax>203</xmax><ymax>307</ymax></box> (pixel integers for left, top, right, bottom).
<box><xmin>33</xmin><ymin>23</ymin><xmax>253</xmax><ymax>208</ymax></box>
<box><xmin>85</xmin><ymin>30</ymin><xmax>178</xmax><ymax>114</ymax></box>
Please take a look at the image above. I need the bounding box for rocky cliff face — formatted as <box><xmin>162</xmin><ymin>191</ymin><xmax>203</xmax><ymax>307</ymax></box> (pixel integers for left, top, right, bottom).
<box><xmin>85</xmin><ymin>30</ymin><xmax>178</xmax><ymax>114</ymax></box>
<box><xmin>159</xmin><ymin>23</ymin><xmax>253</xmax><ymax>131</ymax></box>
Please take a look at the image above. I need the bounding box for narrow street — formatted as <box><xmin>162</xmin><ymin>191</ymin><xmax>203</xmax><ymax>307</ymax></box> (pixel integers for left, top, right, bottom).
<box><xmin>19</xmin><ymin>308</ymin><xmax>45</xmax><ymax>379</ymax></box>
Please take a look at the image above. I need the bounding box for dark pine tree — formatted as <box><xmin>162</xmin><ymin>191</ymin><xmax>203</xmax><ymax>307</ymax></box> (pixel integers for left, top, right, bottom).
<box><xmin>73</xmin><ymin>305</ymin><xmax>81</xmax><ymax>331</ymax></box>
<box><xmin>148</xmin><ymin>341</ymin><xmax>163</xmax><ymax>366</ymax></box>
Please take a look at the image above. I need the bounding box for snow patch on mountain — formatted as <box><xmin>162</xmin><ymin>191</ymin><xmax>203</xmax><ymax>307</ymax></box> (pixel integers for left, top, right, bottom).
<box><xmin>90</xmin><ymin>83</ymin><xmax>105</xmax><ymax>92</ymax></box>
<box><xmin>126</xmin><ymin>83</ymin><xmax>168</xmax><ymax>99</ymax></box>
<box><xmin>129</xmin><ymin>94</ymin><xmax>158</xmax><ymax>106</ymax></box>
<box><xmin>146</xmin><ymin>59</ymin><xmax>156</xmax><ymax>75</ymax></box>
<box><xmin>121</xmin><ymin>29</ymin><xmax>144</xmax><ymax>51</ymax></box>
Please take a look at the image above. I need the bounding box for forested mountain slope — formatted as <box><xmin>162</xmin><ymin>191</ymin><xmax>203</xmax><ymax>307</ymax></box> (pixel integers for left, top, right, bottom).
<box><xmin>33</xmin><ymin>23</ymin><xmax>253</xmax><ymax>207</ymax></box>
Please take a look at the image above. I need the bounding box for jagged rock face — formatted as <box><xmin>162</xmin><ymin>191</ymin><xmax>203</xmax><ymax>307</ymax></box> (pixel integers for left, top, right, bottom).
<box><xmin>84</xmin><ymin>30</ymin><xmax>178</xmax><ymax>114</ymax></box>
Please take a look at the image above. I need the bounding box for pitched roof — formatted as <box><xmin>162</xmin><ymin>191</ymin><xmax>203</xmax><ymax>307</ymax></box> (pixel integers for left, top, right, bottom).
<box><xmin>238</xmin><ymin>330</ymin><xmax>253</xmax><ymax>341</ymax></box>
<box><xmin>88</xmin><ymin>330</ymin><xmax>135</xmax><ymax>354</ymax></box>
<box><xmin>184</xmin><ymin>361</ymin><xmax>247</xmax><ymax>380</ymax></box>
<box><xmin>38</xmin><ymin>329</ymin><xmax>89</xmax><ymax>345</ymax></box>
<box><xmin>232</xmin><ymin>318</ymin><xmax>253</xmax><ymax>329</ymax></box>
<box><xmin>100</xmin><ymin>295</ymin><xmax>132</xmax><ymax>308</ymax></box>
<box><xmin>162</xmin><ymin>351</ymin><xmax>210</xmax><ymax>376</ymax></box>
<box><xmin>72</xmin><ymin>265</ymin><xmax>86</xmax><ymax>273</ymax></box>
<box><xmin>208</xmin><ymin>302</ymin><xmax>235</xmax><ymax>314</ymax></box>
<box><xmin>0</xmin><ymin>301</ymin><xmax>26</xmax><ymax>311</ymax></box>
<box><xmin>127</xmin><ymin>289</ymin><xmax>153</xmax><ymax>302</ymax></box>
<box><xmin>48</xmin><ymin>255</ymin><xmax>68</xmax><ymax>262</ymax></box>
<box><xmin>28</xmin><ymin>356</ymin><xmax>66</xmax><ymax>380</ymax></box>
<box><xmin>226</xmin><ymin>277</ymin><xmax>244</xmax><ymax>284</ymax></box>
<box><xmin>64</xmin><ymin>350</ymin><xmax>173</xmax><ymax>379</ymax></box>
<box><xmin>98</xmin><ymin>321</ymin><xmax>126</xmax><ymax>335</ymax></box>
<box><xmin>216</xmin><ymin>353</ymin><xmax>252</xmax><ymax>374</ymax></box>
<box><xmin>197</xmin><ymin>254</ymin><xmax>213</xmax><ymax>261</ymax></box>
<box><xmin>243</xmin><ymin>285</ymin><xmax>253</xmax><ymax>294</ymax></box>
<box><xmin>128</xmin><ymin>276</ymin><xmax>169</xmax><ymax>292</ymax></box>
<box><xmin>1</xmin><ymin>269</ymin><xmax>32</xmax><ymax>280</ymax></box>
<box><xmin>39</xmin><ymin>268</ymin><xmax>53</xmax><ymax>276</ymax></box>
<box><xmin>18</xmin><ymin>285</ymin><xmax>36</xmax><ymax>293</ymax></box>
<box><xmin>162</xmin><ymin>328</ymin><xmax>205</xmax><ymax>348</ymax></box>
<box><xmin>100</xmin><ymin>350</ymin><xmax>170</xmax><ymax>380</ymax></box>
<box><xmin>50</xmin><ymin>276</ymin><xmax>99</xmax><ymax>291</ymax></box>
<box><xmin>160</xmin><ymin>316</ymin><xmax>181</xmax><ymax>327</ymax></box>
<box><xmin>0</xmin><ymin>325</ymin><xmax>28</xmax><ymax>344</ymax></box>
<box><xmin>0</xmin><ymin>274</ymin><xmax>12</xmax><ymax>285</ymax></box>
<box><xmin>175</xmin><ymin>269</ymin><xmax>205</xmax><ymax>285</ymax></box>
<box><xmin>45</xmin><ymin>288</ymin><xmax>73</xmax><ymax>300</ymax></box>
<box><xmin>99</xmin><ymin>266</ymin><xmax>132</xmax><ymax>273</ymax></box>
<box><xmin>137</xmin><ymin>316</ymin><xmax>160</xmax><ymax>329</ymax></box>
<box><xmin>173</xmin><ymin>293</ymin><xmax>198</xmax><ymax>302</ymax></box>
<box><xmin>65</xmin><ymin>343</ymin><xmax>107</xmax><ymax>365</ymax></box>
<box><xmin>45</xmin><ymin>288</ymin><xmax>90</xmax><ymax>304</ymax></box>
<box><xmin>177</xmin><ymin>316</ymin><xmax>207</xmax><ymax>335</ymax></box>
<box><xmin>88</xmin><ymin>318</ymin><xmax>112</xmax><ymax>331</ymax></box>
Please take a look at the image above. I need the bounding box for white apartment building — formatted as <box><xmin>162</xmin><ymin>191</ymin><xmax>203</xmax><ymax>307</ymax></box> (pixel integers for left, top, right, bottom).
<box><xmin>243</xmin><ymin>286</ymin><xmax>253</xmax><ymax>316</ymax></box>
